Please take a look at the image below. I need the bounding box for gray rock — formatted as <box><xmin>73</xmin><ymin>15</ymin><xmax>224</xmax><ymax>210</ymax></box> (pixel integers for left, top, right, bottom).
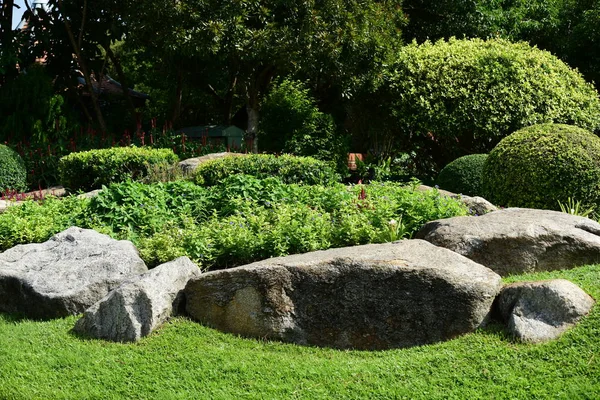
<box><xmin>415</xmin><ymin>208</ymin><xmax>600</xmax><ymax>276</ymax></box>
<box><xmin>74</xmin><ymin>257</ymin><xmax>201</xmax><ymax>342</ymax></box>
<box><xmin>0</xmin><ymin>227</ymin><xmax>147</xmax><ymax>319</ymax></box>
<box><xmin>0</xmin><ymin>199</ymin><xmax>9</xmax><ymax>214</ymax></box>
<box><xmin>458</xmin><ymin>195</ymin><xmax>498</xmax><ymax>215</ymax></box>
<box><xmin>185</xmin><ymin>240</ymin><xmax>502</xmax><ymax>350</ymax></box>
<box><xmin>495</xmin><ymin>279</ymin><xmax>595</xmax><ymax>343</ymax></box>
<box><xmin>77</xmin><ymin>189</ymin><xmax>102</xmax><ymax>199</ymax></box>
<box><xmin>178</xmin><ymin>152</ymin><xmax>244</xmax><ymax>174</ymax></box>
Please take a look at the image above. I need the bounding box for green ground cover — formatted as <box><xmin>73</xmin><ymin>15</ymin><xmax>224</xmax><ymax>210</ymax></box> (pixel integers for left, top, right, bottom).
<box><xmin>1</xmin><ymin>265</ymin><xmax>598</xmax><ymax>399</ymax></box>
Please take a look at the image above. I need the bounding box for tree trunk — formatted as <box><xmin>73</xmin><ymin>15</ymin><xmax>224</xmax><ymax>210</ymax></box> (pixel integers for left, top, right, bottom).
<box><xmin>171</xmin><ymin>68</ymin><xmax>183</xmax><ymax>125</ymax></box>
<box><xmin>102</xmin><ymin>43</ymin><xmax>137</xmax><ymax>122</ymax></box>
<box><xmin>246</xmin><ymin>102</ymin><xmax>259</xmax><ymax>153</ymax></box>
<box><xmin>245</xmin><ymin>65</ymin><xmax>276</xmax><ymax>153</ymax></box>
<box><xmin>58</xmin><ymin>0</ymin><xmax>108</xmax><ymax>134</ymax></box>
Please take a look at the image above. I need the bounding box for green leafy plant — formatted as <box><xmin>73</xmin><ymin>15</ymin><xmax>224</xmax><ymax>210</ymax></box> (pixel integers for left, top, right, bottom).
<box><xmin>0</xmin><ymin>195</ymin><xmax>89</xmax><ymax>251</ymax></box>
<box><xmin>58</xmin><ymin>146</ymin><xmax>179</xmax><ymax>192</ymax></box>
<box><xmin>558</xmin><ymin>197</ymin><xmax>595</xmax><ymax>218</ymax></box>
<box><xmin>483</xmin><ymin>124</ymin><xmax>600</xmax><ymax>210</ymax></box>
<box><xmin>85</xmin><ymin>180</ymin><xmax>210</xmax><ymax>236</ymax></box>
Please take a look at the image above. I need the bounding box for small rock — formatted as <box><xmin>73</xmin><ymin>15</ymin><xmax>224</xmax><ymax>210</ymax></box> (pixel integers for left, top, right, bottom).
<box><xmin>457</xmin><ymin>195</ymin><xmax>498</xmax><ymax>215</ymax></box>
<box><xmin>178</xmin><ymin>152</ymin><xmax>244</xmax><ymax>174</ymax></box>
<box><xmin>77</xmin><ymin>189</ymin><xmax>102</xmax><ymax>199</ymax></box>
<box><xmin>416</xmin><ymin>208</ymin><xmax>600</xmax><ymax>276</ymax></box>
<box><xmin>495</xmin><ymin>279</ymin><xmax>595</xmax><ymax>343</ymax></box>
<box><xmin>74</xmin><ymin>257</ymin><xmax>201</xmax><ymax>342</ymax></box>
<box><xmin>0</xmin><ymin>227</ymin><xmax>147</xmax><ymax>319</ymax></box>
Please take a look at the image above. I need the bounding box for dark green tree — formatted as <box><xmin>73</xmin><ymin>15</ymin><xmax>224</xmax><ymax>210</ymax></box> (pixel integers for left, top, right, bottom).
<box><xmin>128</xmin><ymin>0</ymin><xmax>405</xmax><ymax>152</ymax></box>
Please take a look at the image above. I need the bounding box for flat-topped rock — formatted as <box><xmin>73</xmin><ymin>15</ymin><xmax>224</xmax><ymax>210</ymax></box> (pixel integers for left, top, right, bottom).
<box><xmin>74</xmin><ymin>257</ymin><xmax>201</xmax><ymax>342</ymax></box>
<box><xmin>0</xmin><ymin>227</ymin><xmax>147</xmax><ymax>319</ymax></box>
<box><xmin>185</xmin><ymin>239</ymin><xmax>502</xmax><ymax>350</ymax></box>
<box><xmin>495</xmin><ymin>279</ymin><xmax>595</xmax><ymax>343</ymax></box>
<box><xmin>178</xmin><ymin>152</ymin><xmax>244</xmax><ymax>174</ymax></box>
<box><xmin>415</xmin><ymin>208</ymin><xmax>600</xmax><ymax>276</ymax></box>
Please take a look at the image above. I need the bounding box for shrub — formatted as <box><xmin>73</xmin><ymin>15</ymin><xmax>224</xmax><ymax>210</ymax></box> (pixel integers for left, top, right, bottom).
<box><xmin>482</xmin><ymin>123</ymin><xmax>600</xmax><ymax>209</ymax></box>
<box><xmin>0</xmin><ymin>144</ymin><xmax>27</xmax><ymax>192</ymax></box>
<box><xmin>0</xmin><ymin>196</ymin><xmax>88</xmax><ymax>251</ymax></box>
<box><xmin>58</xmin><ymin>146</ymin><xmax>179</xmax><ymax>192</ymax></box>
<box><xmin>259</xmin><ymin>79</ymin><xmax>349</xmax><ymax>174</ymax></box>
<box><xmin>380</xmin><ymin>37</ymin><xmax>600</xmax><ymax>171</ymax></box>
<box><xmin>193</xmin><ymin>154</ymin><xmax>340</xmax><ymax>187</ymax></box>
<box><xmin>84</xmin><ymin>180</ymin><xmax>210</xmax><ymax>235</ymax></box>
<box><xmin>436</xmin><ymin>154</ymin><xmax>488</xmax><ymax>196</ymax></box>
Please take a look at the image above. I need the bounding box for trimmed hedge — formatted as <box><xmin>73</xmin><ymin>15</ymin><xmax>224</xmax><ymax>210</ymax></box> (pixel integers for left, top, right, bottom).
<box><xmin>193</xmin><ymin>154</ymin><xmax>341</xmax><ymax>186</ymax></box>
<box><xmin>382</xmin><ymin>37</ymin><xmax>600</xmax><ymax>169</ymax></box>
<box><xmin>0</xmin><ymin>144</ymin><xmax>27</xmax><ymax>192</ymax></box>
<box><xmin>58</xmin><ymin>146</ymin><xmax>179</xmax><ymax>192</ymax></box>
<box><xmin>482</xmin><ymin>124</ymin><xmax>600</xmax><ymax>209</ymax></box>
<box><xmin>436</xmin><ymin>154</ymin><xmax>488</xmax><ymax>196</ymax></box>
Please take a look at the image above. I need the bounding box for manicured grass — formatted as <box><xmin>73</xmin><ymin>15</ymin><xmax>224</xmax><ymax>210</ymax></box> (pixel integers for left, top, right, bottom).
<box><xmin>1</xmin><ymin>265</ymin><xmax>599</xmax><ymax>399</ymax></box>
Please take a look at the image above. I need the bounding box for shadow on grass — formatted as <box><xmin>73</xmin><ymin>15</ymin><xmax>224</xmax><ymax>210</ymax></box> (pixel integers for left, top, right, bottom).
<box><xmin>0</xmin><ymin>311</ymin><xmax>34</xmax><ymax>323</ymax></box>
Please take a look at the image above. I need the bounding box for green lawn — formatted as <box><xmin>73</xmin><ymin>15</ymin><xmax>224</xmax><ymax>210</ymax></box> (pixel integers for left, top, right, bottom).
<box><xmin>1</xmin><ymin>265</ymin><xmax>599</xmax><ymax>400</ymax></box>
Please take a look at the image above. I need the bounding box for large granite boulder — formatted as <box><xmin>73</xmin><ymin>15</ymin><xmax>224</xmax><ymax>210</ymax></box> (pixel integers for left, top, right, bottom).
<box><xmin>74</xmin><ymin>257</ymin><xmax>201</xmax><ymax>342</ymax></box>
<box><xmin>185</xmin><ymin>240</ymin><xmax>502</xmax><ymax>350</ymax></box>
<box><xmin>495</xmin><ymin>279</ymin><xmax>595</xmax><ymax>343</ymax></box>
<box><xmin>178</xmin><ymin>152</ymin><xmax>244</xmax><ymax>174</ymax></box>
<box><xmin>0</xmin><ymin>227</ymin><xmax>147</xmax><ymax>319</ymax></box>
<box><xmin>415</xmin><ymin>208</ymin><xmax>600</xmax><ymax>276</ymax></box>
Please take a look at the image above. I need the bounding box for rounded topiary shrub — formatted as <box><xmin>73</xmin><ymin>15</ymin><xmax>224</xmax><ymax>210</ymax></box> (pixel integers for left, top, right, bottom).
<box><xmin>382</xmin><ymin>37</ymin><xmax>600</xmax><ymax>170</ymax></box>
<box><xmin>482</xmin><ymin>124</ymin><xmax>600</xmax><ymax>209</ymax></box>
<box><xmin>436</xmin><ymin>154</ymin><xmax>488</xmax><ymax>196</ymax></box>
<box><xmin>59</xmin><ymin>146</ymin><xmax>179</xmax><ymax>192</ymax></box>
<box><xmin>0</xmin><ymin>144</ymin><xmax>28</xmax><ymax>192</ymax></box>
<box><xmin>193</xmin><ymin>154</ymin><xmax>340</xmax><ymax>186</ymax></box>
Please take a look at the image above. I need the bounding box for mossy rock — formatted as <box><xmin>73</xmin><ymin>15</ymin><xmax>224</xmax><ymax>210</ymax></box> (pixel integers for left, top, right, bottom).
<box><xmin>0</xmin><ymin>144</ymin><xmax>27</xmax><ymax>193</ymax></box>
<box><xmin>482</xmin><ymin>124</ymin><xmax>600</xmax><ymax>209</ymax></box>
<box><xmin>436</xmin><ymin>154</ymin><xmax>488</xmax><ymax>196</ymax></box>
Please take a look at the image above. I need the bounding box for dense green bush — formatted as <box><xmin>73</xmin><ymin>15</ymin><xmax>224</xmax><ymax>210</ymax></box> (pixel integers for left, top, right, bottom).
<box><xmin>84</xmin><ymin>180</ymin><xmax>211</xmax><ymax>235</ymax></box>
<box><xmin>259</xmin><ymin>79</ymin><xmax>349</xmax><ymax>174</ymax></box>
<box><xmin>0</xmin><ymin>196</ymin><xmax>89</xmax><ymax>250</ymax></box>
<box><xmin>0</xmin><ymin>177</ymin><xmax>467</xmax><ymax>269</ymax></box>
<box><xmin>0</xmin><ymin>144</ymin><xmax>28</xmax><ymax>192</ymax></box>
<box><xmin>139</xmin><ymin>179</ymin><xmax>467</xmax><ymax>268</ymax></box>
<box><xmin>482</xmin><ymin>124</ymin><xmax>600</xmax><ymax>209</ymax></box>
<box><xmin>436</xmin><ymin>154</ymin><xmax>488</xmax><ymax>196</ymax></box>
<box><xmin>380</xmin><ymin>37</ymin><xmax>600</xmax><ymax>171</ymax></box>
<box><xmin>58</xmin><ymin>146</ymin><xmax>179</xmax><ymax>192</ymax></box>
<box><xmin>193</xmin><ymin>154</ymin><xmax>340</xmax><ymax>187</ymax></box>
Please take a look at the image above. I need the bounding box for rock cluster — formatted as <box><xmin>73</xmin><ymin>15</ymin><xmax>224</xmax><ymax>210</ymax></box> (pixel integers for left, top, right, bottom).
<box><xmin>0</xmin><ymin>211</ymin><xmax>596</xmax><ymax>347</ymax></box>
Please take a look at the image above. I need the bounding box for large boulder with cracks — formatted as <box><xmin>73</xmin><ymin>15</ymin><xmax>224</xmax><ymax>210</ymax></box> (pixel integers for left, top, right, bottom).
<box><xmin>185</xmin><ymin>240</ymin><xmax>502</xmax><ymax>350</ymax></box>
<box><xmin>0</xmin><ymin>227</ymin><xmax>147</xmax><ymax>319</ymax></box>
<box><xmin>415</xmin><ymin>208</ymin><xmax>600</xmax><ymax>276</ymax></box>
<box><xmin>494</xmin><ymin>279</ymin><xmax>595</xmax><ymax>343</ymax></box>
<box><xmin>74</xmin><ymin>257</ymin><xmax>201</xmax><ymax>342</ymax></box>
